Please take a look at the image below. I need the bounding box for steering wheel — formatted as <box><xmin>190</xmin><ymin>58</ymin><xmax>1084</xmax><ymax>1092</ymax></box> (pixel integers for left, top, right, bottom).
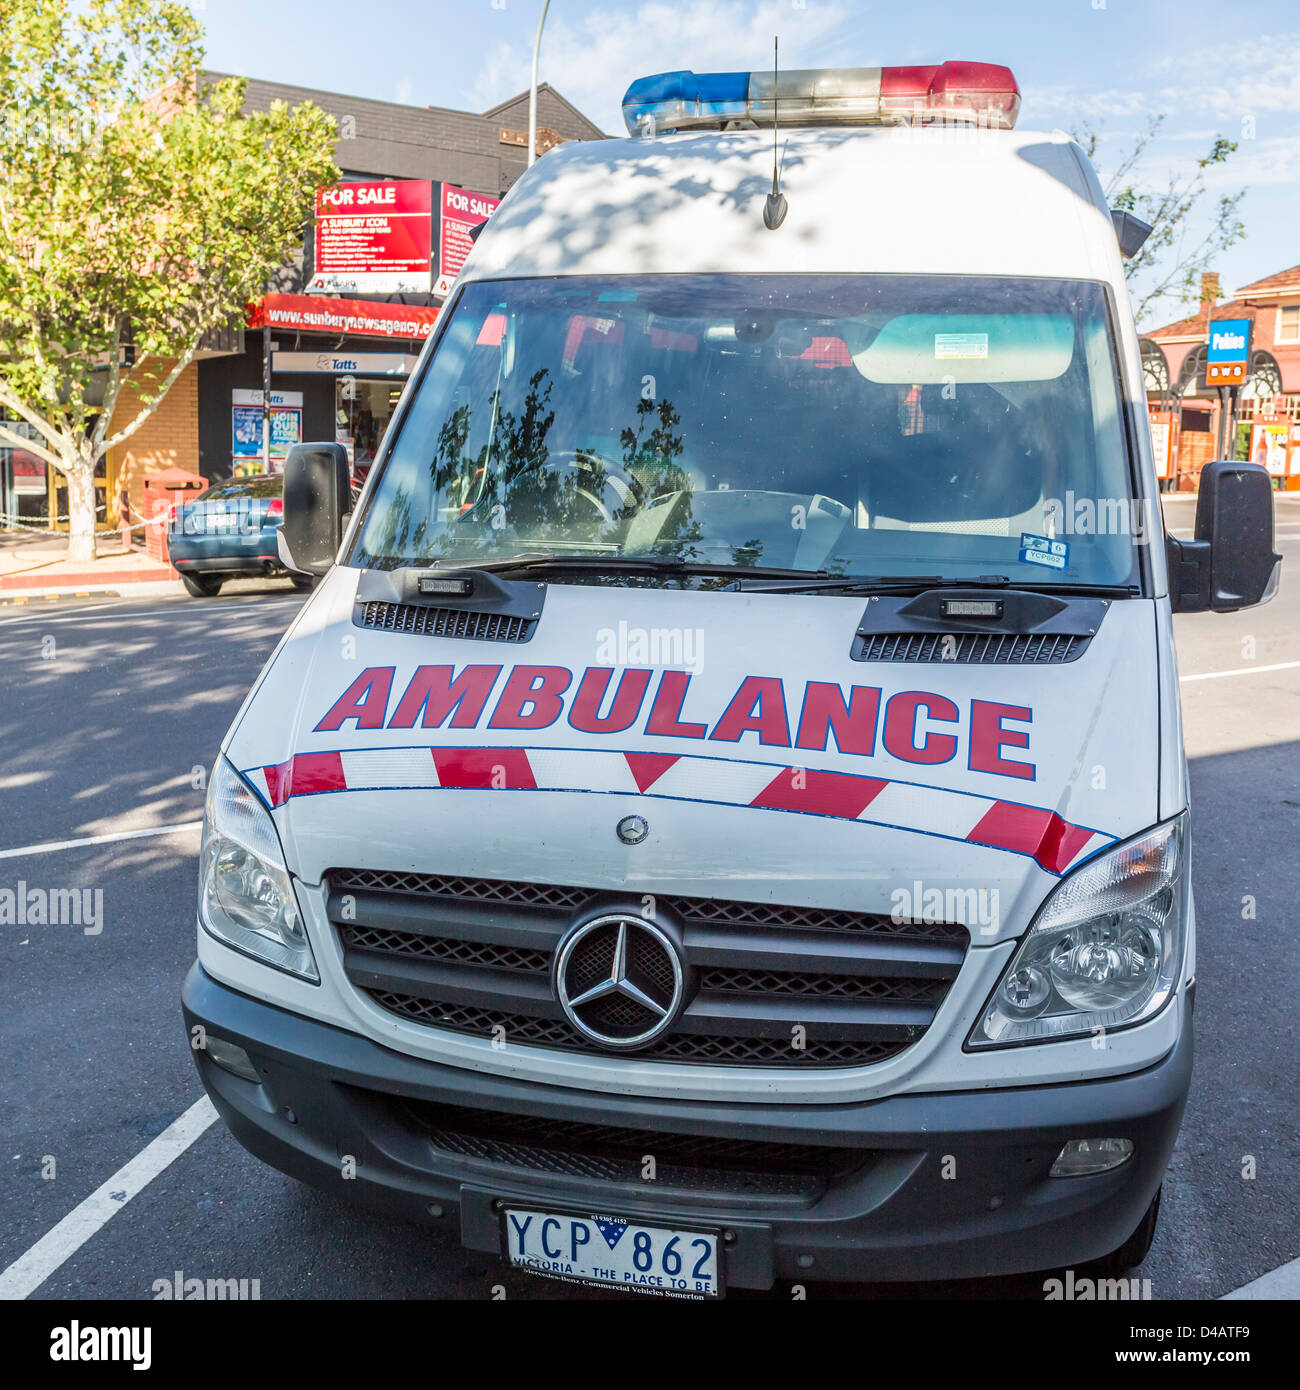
<box><xmin>463</xmin><ymin>449</ymin><xmax>641</xmax><ymax>526</ymax></box>
<box><xmin>543</xmin><ymin>450</ymin><xmax>644</xmax><ymax>523</ymax></box>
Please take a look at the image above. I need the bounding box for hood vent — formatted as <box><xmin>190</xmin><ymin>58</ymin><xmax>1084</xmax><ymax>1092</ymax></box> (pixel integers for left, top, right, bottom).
<box><xmin>853</xmin><ymin>631</ymin><xmax>1089</xmax><ymax>664</ymax></box>
<box><xmin>358</xmin><ymin>601</ymin><xmax>536</xmax><ymax>643</ymax></box>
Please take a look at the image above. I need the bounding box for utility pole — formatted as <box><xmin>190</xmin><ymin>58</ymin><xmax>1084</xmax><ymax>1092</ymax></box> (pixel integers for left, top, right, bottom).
<box><xmin>262</xmin><ymin>322</ymin><xmax>272</xmax><ymax>475</ymax></box>
<box><xmin>527</xmin><ymin>0</ymin><xmax>552</xmax><ymax>168</ymax></box>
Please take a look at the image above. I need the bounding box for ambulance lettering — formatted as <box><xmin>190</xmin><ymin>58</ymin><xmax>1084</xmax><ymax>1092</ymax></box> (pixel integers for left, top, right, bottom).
<box><xmin>311</xmin><ymin>664</ymin><xmax>1036</xmax><ymax>781</ymax></box>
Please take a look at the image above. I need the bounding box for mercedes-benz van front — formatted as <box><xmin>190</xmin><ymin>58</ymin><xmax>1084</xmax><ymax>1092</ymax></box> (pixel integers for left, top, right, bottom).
<box><xmin>182</xmin><ymin>61</ymin><xmax>1280</xmax><ymax>1295</ymax></box>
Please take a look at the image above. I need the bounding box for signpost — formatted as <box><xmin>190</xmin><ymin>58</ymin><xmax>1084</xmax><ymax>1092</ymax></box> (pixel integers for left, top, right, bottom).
<box><xmin>1206</xmin><ymin>317</ymin><xmax>1252</xmax><ymax>459</ymax></box>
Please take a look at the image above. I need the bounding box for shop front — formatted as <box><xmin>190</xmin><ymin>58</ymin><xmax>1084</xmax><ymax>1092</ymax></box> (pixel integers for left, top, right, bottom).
<box><xmin>270</xmin><ymin>349</ymin><xmax>421</xmax><ymax>481</ymax></box>
<box><xmin>197</xmin><ymin>294</ymin><xmax>439</xmax><ymax>488</ymax></box>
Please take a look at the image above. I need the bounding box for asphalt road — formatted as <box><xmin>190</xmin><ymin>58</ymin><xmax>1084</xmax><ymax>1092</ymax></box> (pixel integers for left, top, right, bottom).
<box><xmin>2</xmin><ymin>505</ymin><xmax>1298</xmax><ymax>1302</ymax></box>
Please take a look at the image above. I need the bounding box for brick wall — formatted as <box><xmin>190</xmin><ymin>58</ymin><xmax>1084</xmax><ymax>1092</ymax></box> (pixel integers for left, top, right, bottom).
<box><xmin>105</xmin><ymin>362</ymin><xmax>202</xmax><ymax>525</ymax></box>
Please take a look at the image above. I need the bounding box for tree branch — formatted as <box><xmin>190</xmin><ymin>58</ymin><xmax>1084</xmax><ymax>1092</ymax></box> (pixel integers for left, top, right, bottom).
<box><xmin>0</xmin><ymin>379</ymin><xmax>73</xmax><ymax>456</ymax></box>
<box><xmin>0</xmin><ymin>421</ymin><xmax>64</xmax><ymax>470</ymax></box>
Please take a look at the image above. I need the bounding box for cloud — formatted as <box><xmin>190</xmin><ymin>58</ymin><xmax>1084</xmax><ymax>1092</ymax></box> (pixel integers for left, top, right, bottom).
<box><xmin>1025</xmin><ymin>84</ymin><xmax>1151</xmax><ymax>124</ymax></box>
<box><xmin>466</xmin><ymin>0</ymin><xmax>854</xmax><ymax>133</ymax></box>
<box><xmin>1033</xmin><ymin>30</ymin><xmax>1300</xmax><ymax>131</ymax></box>
<box><xmin>1147</xmin><ymin>31</ymin><xmax>1300</xmax><ymax>118</ymax></box>
<box><xmin>1199</xmin><ymin>136</ymin><xmax>1300</xmax><ymax>191</ymax></box>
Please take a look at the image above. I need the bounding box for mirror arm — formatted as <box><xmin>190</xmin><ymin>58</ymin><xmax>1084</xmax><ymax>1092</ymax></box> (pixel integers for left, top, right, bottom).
<box><xmin>1166</xmin><ymin>536</ymin><xmax>1211</xmax><ymax>613</ymax></box>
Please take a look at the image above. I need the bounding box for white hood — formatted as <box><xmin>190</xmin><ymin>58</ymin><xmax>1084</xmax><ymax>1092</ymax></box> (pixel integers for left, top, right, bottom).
<box><xmin>224</xmin><ymin>567</ymin><xmax>1160</xmax><ymax>945</ymax></box>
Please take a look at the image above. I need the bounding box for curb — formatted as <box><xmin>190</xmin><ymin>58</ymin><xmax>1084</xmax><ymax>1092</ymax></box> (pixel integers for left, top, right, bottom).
<box><xmin>0</xmin><ymin>567</ymin><xmax>174</xmax><ymax>592</ymax></box>
<box><xmin>0</xmin><ymin>590</ymin><xmax>122</xmax><ymax>605</ymax></box>
<box><xmin>0</xmin><ymin>581</ymin><xmax>184</xmax><ymax>605</ymax></box>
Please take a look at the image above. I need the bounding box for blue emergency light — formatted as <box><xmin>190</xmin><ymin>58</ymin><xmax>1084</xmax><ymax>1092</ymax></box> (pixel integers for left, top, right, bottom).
<box><xmin>622</xmin><ymin>61</ymin><xmax>1020</xmax><ymax>136</ymax></box>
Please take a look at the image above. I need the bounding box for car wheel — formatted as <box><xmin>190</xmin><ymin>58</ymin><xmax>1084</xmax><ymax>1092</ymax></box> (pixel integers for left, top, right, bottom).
<box><xmin>1084</xmin><ymin>1184</ymin><xmax>1162</xmax><ymax>1276</ymax></box>
<box><xmin>181</xmin><ymin>573</ymin><xmax>223</xmax><ymax>598</ymax></box>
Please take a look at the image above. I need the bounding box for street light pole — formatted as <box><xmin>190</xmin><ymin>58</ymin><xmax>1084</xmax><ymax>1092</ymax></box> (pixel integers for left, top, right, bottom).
<box><xmin>527</xmin><ymin>0</ymin><xmax>552</xmax><ymax>168</ymax></box>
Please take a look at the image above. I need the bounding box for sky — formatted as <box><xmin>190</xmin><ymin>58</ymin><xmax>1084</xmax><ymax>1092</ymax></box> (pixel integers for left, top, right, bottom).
<box><xmin>194</xmin><ymin>0</ymin><xmax>1300</xmax><ymax>326</ymax></box>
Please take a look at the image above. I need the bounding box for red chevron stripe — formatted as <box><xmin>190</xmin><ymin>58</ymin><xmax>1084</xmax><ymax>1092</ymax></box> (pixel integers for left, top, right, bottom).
<box><xmin>624</xmin><ymin>752</ymin><xmax>680</xmax><ymax>792</ymax></box>
<box><xmin>290</xmin><ymin>752</ymin><xmax>347</xmax><ymax>797</ymax></box>
<box><xmin>751</xmin><ymin>766</ymin><xmax>889</xmax><ymax>819</ymax></box>
<box><xmin>967</xmin><ymin>801</ymin><xmax>1095</xmax><ymax>874</ymax></box>
<box><xmin>432</xmin><ymin>746</ymin><xmax>537</xmax><ymax>789</ymax></box>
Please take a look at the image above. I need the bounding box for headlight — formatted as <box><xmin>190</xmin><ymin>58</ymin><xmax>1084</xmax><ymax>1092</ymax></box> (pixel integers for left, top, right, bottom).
<box><xmin>969</xmin><ymin>816</ymin><xmax>1185</xmax><ymax>1047</ymax></box>
<box><xmin>199</xmin><ymin>757</ymin><xmax>318</xmax><ymax>981</ymax></box>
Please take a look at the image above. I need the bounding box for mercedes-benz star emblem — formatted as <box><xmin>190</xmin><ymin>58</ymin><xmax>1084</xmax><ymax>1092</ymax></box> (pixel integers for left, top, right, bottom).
<box><xmin>616</xmin><ymin>814</ymin><xmax>648</xmax><ymax>845</ymax></box>
<box><xmin>554</xmin><ymin>914</ymin><xmax>684</xmax><ymax>1049</ymax></box>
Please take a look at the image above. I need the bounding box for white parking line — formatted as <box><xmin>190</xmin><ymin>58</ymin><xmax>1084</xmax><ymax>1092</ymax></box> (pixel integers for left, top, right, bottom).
<box><xmin>0</xmin><ymin>1096</ymin><xmax>218</xmax><ymax>1300</ymax></box>
<box><xmin>0</xmin><ymin>595</ymin><xmax>303</xmax><ymax>628</ymax></box>
<box><xmin>1180</xmin><ymin>660</ymin><xmax>1300</xmax><ymax>684</ymax></box>
<box><xmin>0</xmin><ymin>821</ymin><xmax>202</xmax><ymax>861</ymax></box>
<box><xmin>1220</xmin><ymin>1254</ymin><xmax>1300</xmax><ymax>1299</ymax></box>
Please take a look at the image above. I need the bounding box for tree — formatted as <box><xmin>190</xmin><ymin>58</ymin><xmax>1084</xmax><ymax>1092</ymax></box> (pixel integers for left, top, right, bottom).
<box><xmin>1075</xmin><ymin>116</ymin><xmax>1245</xmax><ymax>327</ymax></box>
<box><xmin>0</xmin><ymin>0</ymin><xmax>340</xmax><ymax>561</ymax></box>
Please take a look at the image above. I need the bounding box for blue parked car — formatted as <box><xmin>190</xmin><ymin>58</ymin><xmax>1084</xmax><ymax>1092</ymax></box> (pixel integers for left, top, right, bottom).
<box><xmin>169</xmin><ymin>475</ymin><xmax>312</xmax><ymax>598</ymax></box>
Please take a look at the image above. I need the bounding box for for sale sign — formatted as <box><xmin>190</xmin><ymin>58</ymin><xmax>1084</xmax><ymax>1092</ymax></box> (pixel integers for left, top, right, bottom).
<box><xmin>310</xmin><ymin>180</ymin><xmax>433</xmax><ymax>294</ymax></box>
<box><xmin>435</xmin><ymin>183</ymin><xmax>501</xmax><ymax>297</ymax></box>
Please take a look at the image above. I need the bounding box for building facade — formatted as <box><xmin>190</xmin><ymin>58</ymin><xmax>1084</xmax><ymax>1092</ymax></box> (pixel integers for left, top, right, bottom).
<box><xmin>1144</xmin><ymin>267</ymin><xmax>1300</xmax><ymax>489</ymax></box>
<box><xmin>0</xmin><ymin>76</ymin><xmax>604</xmax><ymax>531</ymax></box>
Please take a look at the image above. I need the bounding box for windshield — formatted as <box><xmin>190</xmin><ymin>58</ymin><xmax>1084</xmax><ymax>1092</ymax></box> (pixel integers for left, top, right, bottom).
<box><xmin>351</xmin><ymin>274</ymin><xmax>1140</xmax><ymax>587</ymax></box>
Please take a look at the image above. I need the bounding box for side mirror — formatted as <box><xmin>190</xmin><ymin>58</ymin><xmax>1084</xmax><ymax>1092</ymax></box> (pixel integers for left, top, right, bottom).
<box><xmin>1167</xmin><ymin>460</ymin><xmax>1281</xmax><ymax>613</ymax></box>
<box><xmin>278</xmin><ymin>443</ymin><xmax>351</xmax><ymax>577</ymax></box>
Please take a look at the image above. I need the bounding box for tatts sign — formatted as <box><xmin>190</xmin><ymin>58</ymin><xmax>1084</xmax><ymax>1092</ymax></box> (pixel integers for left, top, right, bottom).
<box><xmin>310</xmin><ymin>180</ymin><xmax>433</xmax><ymax>294</ymax></box>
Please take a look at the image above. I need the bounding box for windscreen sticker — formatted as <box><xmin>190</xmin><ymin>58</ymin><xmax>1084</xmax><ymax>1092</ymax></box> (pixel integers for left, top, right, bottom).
<box><xmin>934</xmin><ymin>332</ymin><xmax>989</xmax><ymax>360</ymax></box>
<box><xmin>1019</xmin><ymin>533</ymin><xmax>1069</xmax><ymax>570</ymax></box>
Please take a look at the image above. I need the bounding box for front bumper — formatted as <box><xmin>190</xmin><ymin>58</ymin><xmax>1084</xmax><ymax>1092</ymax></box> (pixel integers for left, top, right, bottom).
<box><xmin>183</xmin><ymin>963</ymin><xmax>1191</xmax><ymax>1287</ymax></box>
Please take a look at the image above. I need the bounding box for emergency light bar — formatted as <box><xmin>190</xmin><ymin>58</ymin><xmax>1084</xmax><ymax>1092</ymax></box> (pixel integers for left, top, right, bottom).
<box><xmin>622</xmin><ymin>61</ymin><xmax>1020</xmax><ymax>135</ymax></box>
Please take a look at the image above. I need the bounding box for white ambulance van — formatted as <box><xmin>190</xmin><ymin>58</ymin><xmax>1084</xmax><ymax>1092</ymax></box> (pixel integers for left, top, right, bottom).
<box><xmin>185</xmin><ymin>61</ymin><xmax>1281</xmax><ymax>1293</ymax></box>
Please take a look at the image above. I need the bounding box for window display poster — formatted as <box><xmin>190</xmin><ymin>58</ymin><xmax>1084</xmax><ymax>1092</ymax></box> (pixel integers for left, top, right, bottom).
<box><xmin>1251</xmin><ymin>421</ymin><xmax>1290</xmax><ymax>477</ymax></box>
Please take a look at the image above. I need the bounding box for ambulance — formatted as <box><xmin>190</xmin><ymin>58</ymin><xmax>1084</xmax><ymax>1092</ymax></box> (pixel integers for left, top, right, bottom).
<box><xmin>183</xmin><ymin>60</ymin><xmax>1281</xmax><ymax>1293</ymax></box>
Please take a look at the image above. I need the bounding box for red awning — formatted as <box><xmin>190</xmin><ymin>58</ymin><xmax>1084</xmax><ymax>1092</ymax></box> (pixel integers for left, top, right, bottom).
<box><xmin>247</xmin><ymin>293</ymin><xmax>440</xmax><ymax>341</ymax></box>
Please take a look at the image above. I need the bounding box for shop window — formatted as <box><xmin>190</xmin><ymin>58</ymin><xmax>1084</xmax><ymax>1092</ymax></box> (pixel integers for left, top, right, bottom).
<box><xmin>1180</xmin><ymin>407</ymin><xmax>1212</xmax><ymax>433</ymax></box>
<box><xmin>337</xmin><ymin>378</ymin><xmax>404</xmax><ymax>483</ymax></box>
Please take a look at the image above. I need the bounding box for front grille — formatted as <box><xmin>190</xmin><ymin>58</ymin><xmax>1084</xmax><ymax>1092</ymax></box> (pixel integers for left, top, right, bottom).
<box><xmin>698</xmin><ymin>968</ymin><xmax>945</xmax><ymax>1002</ymax></box>
<box><xmin>334</xmin><ymin>868</ymin><xmax>967</xmax><ymax>943</ymax></box>
<box><xmin>343</xmin><ymin>926</ymin><xmax>550</xmax><ymax>973</ymax></box>
<box><xmin>331</xmin><ymin>869</ymin><xmax>968</xmax><ymax>1069</ymax></box>
<box><xmin>388</xmin><ymin>1098</ymin><xmax>860</xmax><ymax>1199</ymax></box>
<box><xmin>853</xmin><ymin>631</ymin><xmax>1088</xmax><ymax>664</ymax></box>
<box><xmin>357</xmin><ymin>601</ymin><xmax>536</xmax><ymax>643</ymax></box>
<box><xmin>369</xmin><ymin>994</ymin><xmax>905</xmax><ymax>1066</ymax></box>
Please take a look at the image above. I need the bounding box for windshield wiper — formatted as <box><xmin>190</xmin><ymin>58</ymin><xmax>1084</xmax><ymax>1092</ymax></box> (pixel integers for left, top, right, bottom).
<box><xmin>434</xmin><ymin>554</ymin><xmax>837</xmax><ymax>583</ymax></box>
<box><xmin>735</xmin><ymin>573</ymin><xmax>1012</xmax><ymax>594</ymax></box>
<box><xmin>736</xmin><ymin>573</ymin><xmax>1140</xmax><ymax>598</ymax></box>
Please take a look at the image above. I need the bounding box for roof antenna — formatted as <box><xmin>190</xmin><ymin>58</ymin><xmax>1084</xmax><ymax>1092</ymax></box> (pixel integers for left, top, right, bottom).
<box><xmin>763</xmin><ymin>35</ymin><xmax>788</xmax><ymax>230</ymax></box>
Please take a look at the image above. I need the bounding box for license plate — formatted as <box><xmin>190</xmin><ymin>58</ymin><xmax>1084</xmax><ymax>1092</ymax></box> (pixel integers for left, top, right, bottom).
<box><xmin>502</xmin><ymin>1207</ymin><xmax>722</xmax><ymax>1299</ymax></box>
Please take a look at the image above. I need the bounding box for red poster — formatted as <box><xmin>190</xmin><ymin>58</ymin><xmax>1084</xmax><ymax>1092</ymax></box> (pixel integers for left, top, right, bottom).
<box><xmin>311</xmin><ymin>180</ymin><xmax>432</xmax><ymax>294</ymax></box>
<box><xmin>436</xmin><ymin>183</ymin><xmax>501</xmax><ymax>296</ymax></box>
